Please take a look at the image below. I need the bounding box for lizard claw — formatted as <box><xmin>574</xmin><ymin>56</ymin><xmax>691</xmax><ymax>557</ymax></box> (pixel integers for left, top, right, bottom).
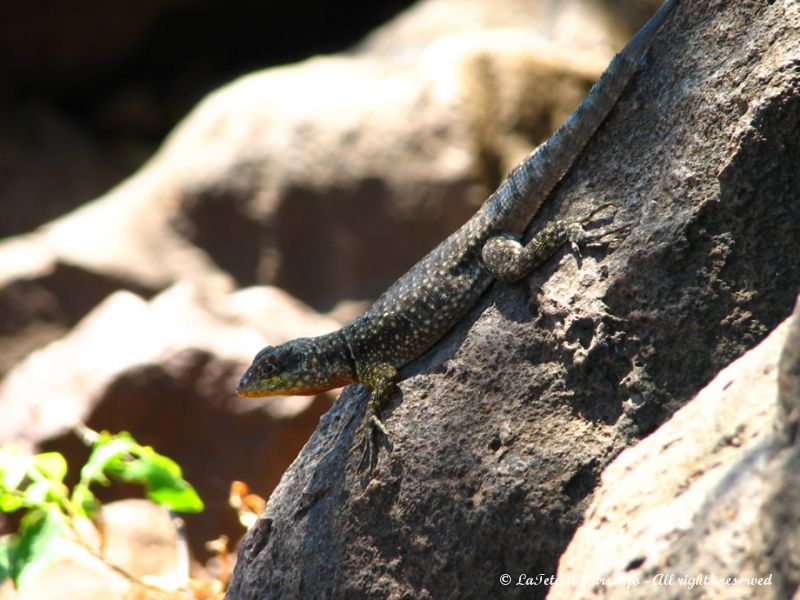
<box><xmin>581</xmin><ymin>202</ymin><xmax>618</xmax><ymax>225</ymax></box>
<box><xmin>568</xmin><ymin>207</ymin><xmax>632</xmax><ymax>256</ymax></box>
<box><xmin>354</xmin><ymin>412</ymin><xmax>390</xmax><ymax>475</ymax></box>
<box><xmin>351</xmin><ymin>362</ymin><xmax>397</xmax><ymax>476</ymax></box>
<box><xmin>584</xmin><ymin>221</ymin><xmax>633</xmax><ymax>249</ymax></box>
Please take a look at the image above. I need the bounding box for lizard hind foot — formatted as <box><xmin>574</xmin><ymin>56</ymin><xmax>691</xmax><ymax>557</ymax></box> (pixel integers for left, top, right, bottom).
<box><xmin>568</xmin><ymin>203</ymin><xmax>631</xmax><ymax>255</ymax></box>
<box><xmin>569</xmin><ymin>219</ymin><xmax>632</xmax><ymax>254</ymax></box>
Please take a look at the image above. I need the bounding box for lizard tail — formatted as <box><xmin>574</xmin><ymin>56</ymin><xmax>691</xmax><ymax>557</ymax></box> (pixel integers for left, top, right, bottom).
<box><xmin>484</xmin><ymin>0</ymin><xmax>680</xmax><ymax>235</ymax></box>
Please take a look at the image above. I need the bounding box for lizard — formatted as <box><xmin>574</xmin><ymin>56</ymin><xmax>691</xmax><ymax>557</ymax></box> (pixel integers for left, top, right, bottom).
<box><xmin>237</xmin><ymin>0</ymin><xmax>680</xmax><ymax>473</ymax></box>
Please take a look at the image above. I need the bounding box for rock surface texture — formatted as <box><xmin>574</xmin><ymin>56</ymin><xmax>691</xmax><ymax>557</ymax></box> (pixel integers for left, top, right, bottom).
<box><xmin>227</xmin><ymin>2</ymin><xmax>800</xmax><ymax>599</ymax></box>
<box><xmin>551</xmin><ymin>296</ymin><xmax>800</xmax><ymax>599</ymax></box>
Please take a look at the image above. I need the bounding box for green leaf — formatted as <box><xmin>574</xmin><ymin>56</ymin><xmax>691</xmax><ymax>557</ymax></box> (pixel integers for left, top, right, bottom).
<box><xmin>145</xmin><ymin>476</ymin><xmax>204</xmax><ymax>513</ymax></box>
<box><xmin>1</xmin><ymin>449</ymin><xmax>66</xmax><ymax>514</ymax></box>
<box><xmin>0</xmin><ymin>491</ymin><xmax>23</xmax><ymax>513</ymax></box>
<box><xmin>21</xmin><ymin>480</ymin><xmax>53</xmax><ymax>506</ymax></box>
<box><xmin>104</xmin><ymin>448</ymin><xmax>180</xmax><ymax>482</ymax></box>
<box><xmin>78</xmin><ymin>432</ymin><xmax>204</xmax><ymax>513</ymax></box>
<box><xmin>33</xmin><ymin>453</ymin><xmax>67</xmax><ymax>483</ymax></box>
<box><xmin>69</xmin><ymin>484</ymin><xmax>98</xmax><ymax>518</ymax></box>
<box><xmin>8</xmin><ymin>508</ymin><xmax>65</xmax><ymax>588</ymax></box>
<box><xmin>79</xmin><ymin>434</ymin><xmax>137</xmax><ymax>487</ymax></box>
<box><xmin>106</xmin><ymin>450</ymin><xmax>204</xmax><ymax>513</ymax></box>
<box><xmin>0</xmin><ymin>537</ymin><xmax>10</xmax><ymax>585</ymax></box>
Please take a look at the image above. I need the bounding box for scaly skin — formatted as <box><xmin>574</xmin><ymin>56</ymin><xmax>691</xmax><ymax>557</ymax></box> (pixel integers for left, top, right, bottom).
<box><xmin>237</xmin><ymin>0</ymin><xmax>679</xmax><ymax>473</ymax></box>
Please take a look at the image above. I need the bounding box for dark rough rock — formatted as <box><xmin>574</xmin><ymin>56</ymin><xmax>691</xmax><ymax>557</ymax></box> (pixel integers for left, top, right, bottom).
<box><xmin>552</xmin><ymin>298</ymin><xmax>800</xmax><ymax>599</ymax></box>
<box><xmin>779</xmin><ymin>296</ymin><xmax>800</xmax><ymax>446</ymax></box>
<box><xmin>226</xmin><ymin>2</ymin><xmax>800</xmax><ymax>599</ymax></box>
<box><xmin>0</xmin><ymin>284</ymin><xmax>341</xmax><ymax>562</ymax></box>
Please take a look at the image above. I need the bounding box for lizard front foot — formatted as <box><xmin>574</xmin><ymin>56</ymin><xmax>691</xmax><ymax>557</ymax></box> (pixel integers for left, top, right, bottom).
<box><xmin>351</xmin><ymin>361</ymin><xmax>397</xmax><ymax>475</ymax></box>
<box><xmin>354</xmin><ymin>410</ymin><xmax>390</xmax><ymax>474</ymax></box>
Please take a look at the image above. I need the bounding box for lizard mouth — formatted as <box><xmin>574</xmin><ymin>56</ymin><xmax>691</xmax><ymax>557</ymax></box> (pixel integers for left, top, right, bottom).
<box><xmin>236</xmin><ymin>371</ymin><xmax>269</xmax><ymax>397</ymax></box>
<box><xmin>236</xmin><ymin>385</ymin><xmax>266</xmax><ymax>398</ymax></box>
<box><xmin>235</xmin><ymin>377</ymin><xmax>302</xmax><ymax>397</ymax></box>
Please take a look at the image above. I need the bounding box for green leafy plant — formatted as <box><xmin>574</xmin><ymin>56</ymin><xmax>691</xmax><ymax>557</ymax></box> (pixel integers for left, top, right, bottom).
<box><xmin>0</xmin><ymin>429</ymin><xmax>203</xmax><ymax>589</ymax></box>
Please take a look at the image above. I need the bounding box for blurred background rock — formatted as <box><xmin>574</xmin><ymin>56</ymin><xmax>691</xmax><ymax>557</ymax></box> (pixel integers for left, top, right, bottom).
<box><xmin>0</xmin><ymin>0</ymin><xmax>657</xmax><ymax>238</ymax></box>
<box><xmin>0</xmin><ymin>0</ymin><xmax>420</xmax><ymax>237</ymax></box>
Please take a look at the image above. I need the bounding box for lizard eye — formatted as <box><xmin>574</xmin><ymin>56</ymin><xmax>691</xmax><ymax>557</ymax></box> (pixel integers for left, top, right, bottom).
<box><xmin>260</xmin><ymin>361</ymin><xmax>276</xmax><ymax>376</ymax></box>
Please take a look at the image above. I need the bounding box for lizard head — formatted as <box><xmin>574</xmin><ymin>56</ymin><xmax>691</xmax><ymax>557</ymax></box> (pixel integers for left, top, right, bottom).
<box><xmin>237</xmin><ymin>337</ymin><xmax>354</xmax><ymax>397</ymax></box>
